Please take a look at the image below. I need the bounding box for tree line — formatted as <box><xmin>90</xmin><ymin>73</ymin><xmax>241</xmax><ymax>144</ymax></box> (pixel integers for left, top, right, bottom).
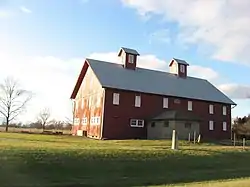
<box><xmin>0</xmin><ymin>77</ymin><xmax>73</xmax><ymax>132</ymax></box>
<box><xmin>232</xmin><ymin>115</ymin><xmax>250</xmax><ymax>138</ymax></box>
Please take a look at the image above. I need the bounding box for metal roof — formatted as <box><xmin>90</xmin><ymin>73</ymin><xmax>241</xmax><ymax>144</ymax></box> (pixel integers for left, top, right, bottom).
<box><xmin>172</xmin><ymin>58</ymin><xmax>189</xmax><ymax>66</ymax></box>
<box><xmin>118</xmin><ymin>47</ymin><xmax>140</xmax><ymax>56</ymax></box>
<box><xmin>85</xmin><ymin>58</ymin><xmax>236</xmax><ymax>105</ymax></box>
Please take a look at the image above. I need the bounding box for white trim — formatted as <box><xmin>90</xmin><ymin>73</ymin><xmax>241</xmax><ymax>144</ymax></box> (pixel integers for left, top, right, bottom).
<box><xmin>90</xmin><ymin>116</ymin><xmax>101</xmax><ymax>125</ymax></box>
<box><xmin>188</xmin><ymin>101</ymin><xmax>192</xmax><ymax>111</ymax></box>
<box><xmin>82</xmin><ymin>117</ymin><xmax>88</xmax><ymax>125</ymax></box>
<box><xmin>163</xmin><ymin>98</ymin><xmax>168</xmax><ymax>108</ymax></box>
<box><xmin>223</xmin><ymin>106</ymin><xmax>227</xmax><ymax>115</ymax></box>
<box><xmin>113</xmin><ymin>93</ymin><xmax>120</xmax><ymax>105</ymax></box>
<box><xmin>223</xmin><ymin>121</ymin><xmax>227</xmax><ymax>131</ymax></box>
<box><xmin>209</xmin><ymin>120</ymin><xmax>214</xmax><ymax>130</ymax></box>
<box><xmin>100</xmin><ymin>89</ymin><xmax>105</xmax><ymax>139</ymax></box>
<box><xmin>209</xmin><ymin>104</ymin><xmax>214</xmax><ymax>114</ymax></box>
<box><xmin>74</xmin><ymin>118</ymin><xmax>80</xmax><ymax>125</ymax></box>
<box><xmin>130</xmin><ymin>119</ymin><xmax>144</xmax><ymax>127</ymax></box>
<box><xmin>135</xmin><ymin>95</ymin><xmax>141</xmax><ymax>107</ymax></box>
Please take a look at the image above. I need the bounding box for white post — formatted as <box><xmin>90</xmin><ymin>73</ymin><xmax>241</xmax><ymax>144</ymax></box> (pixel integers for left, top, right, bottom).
<box><xmin>171</xmin><ymin>130</ymin><xmax>178</xmax><ymax>150</ymax></box>
<box><xmin>194</xmin><ymin>131</ymin><xmax>196</xmax><ymax>144</ymax></box>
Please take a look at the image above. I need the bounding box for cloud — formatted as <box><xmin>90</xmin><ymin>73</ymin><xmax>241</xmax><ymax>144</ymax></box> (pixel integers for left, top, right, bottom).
<box><xmin>0</xmin><ymin>50</ymin><xmax>247</xmax><ymax>122</ymax></box>
<box><xmin>149</xmin><ymin>29</ymin><xmax>171</xmax><ymax>44</ymax></box>
<box><xmin>121</xmin><ymin>0</ymin><xmax>250</xmax><ymax>65</ymax></box>
<box><xmin>0</xmin><ymin>9</ymin><xmax>13</xmax><ymax>18</ymax></box>
<box><xmin>0</xmin><ymin>52</ymin><xmax>83</xmax><ymax>122</ymax></box>
<box><xmin>89</xmin><ymin>52</ymin><xmax>219</xmax><ymax>82</ymax></box>
<box><xmin>19</xmin><ymin>6</ymin><xmax>32</xmax><ymax>14</ymax></box>
<box><xmin>218</xmin><ymin>84</ymin><xmax>250</xmax><ymax>99</ymax></box>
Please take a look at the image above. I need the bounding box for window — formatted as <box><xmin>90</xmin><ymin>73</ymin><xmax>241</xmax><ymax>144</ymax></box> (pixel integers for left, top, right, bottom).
<box><xmin>151</xmin><ymin>122</ymin><xmax>155</xmax><ymax>127</ymax></box>
<box><xmin>180</xmin><ymin>64</ymin><xmax>185</xmax><ymax>73</ymax></box>
<box><xmin>209</xmin><ymin>104</ymin><xmax>214</xmax><ymax>114</ymax></box>
<box><xmin>130</xmin><ymin>119</ymin><xmax>144</xmax><ymax>127</ymax></box>
<box><xmin>163</xmin><ymin>98</ymin><xmax>168</xmax><ymax>108</ymax></box>
<box><xmin>223</xmin><ymin>106</ymin><xmax>227</xmax><ymax>115</ymax></box>
<box><xmin>113</xmin><ymin>93</ymin><xmax>120</xmax><ymax>105</ymax></box>
<box><xmin>135</xmin><ymin>95</ymin><xmax>141</xmax><ymax>107</ymax></box>
<box><xmin>188</xmin><ymin>101</ymin><xmax>192</xmax><ymax>111</ymax></box>
<box><xmin>90</xmin><ymin>116</ymin><xmax>101</xmax><ymax>125</ymax></box>
<box><xmin>185</xmin><ymin>122</ymin><xmax>191</xmax><ymax>129</ymax></box>
<box><xmin>128</xmin><ymin>54</ymin><xmax>134</xmax><ymax>63</ymax></box>
<box><xmin>209</xmin><ymin>121</ymin><xmax>214</xmax><ymax>131</ymax></box>
<box><xmin>74</xmin><ymin>118</ymin><xmax>80</xmax><ymax>125</ymax></box>
<box><xmin>82</xmin><ymin>117</ymin><xmax>88</xmax><ymax>125</ymax></box>
<box><xmin>174</xmin><ymin>99</ymin><xmax>181</xmax><ymax>104</ymax></box>
<box><xmin>164</xmin><ymin>121</ymin><xmax>169</xmax><ymax>127</ymax></box>
<box><xmin>223</xmin><ymin>122</ymin><xmax>227</xmax><ymax>131</ymax></box>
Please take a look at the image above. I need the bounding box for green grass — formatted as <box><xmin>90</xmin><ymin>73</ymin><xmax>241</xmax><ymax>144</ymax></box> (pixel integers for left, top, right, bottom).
<box><xmin>0</xmin><ymin>132</ymin><xmax>250</xmax><ymax>187</ymax></box>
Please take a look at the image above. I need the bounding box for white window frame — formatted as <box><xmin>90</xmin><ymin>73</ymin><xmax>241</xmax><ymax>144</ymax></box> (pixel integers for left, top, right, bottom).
<box><xmin>130</xmin><ymin>119</ymin><xmax>144</xmax><ymax>128</ymax></box>
<box><xmin>180</xmin><ymin>64</ymin><xmax>185</xmax><ymax>73</ymax></box>
<box><xmin>90</xmin><ymin>116</ymin><xmax>101</xmax><ymax>125</ymax></box>
<box><xmin>188</xmin><ymin>101</ymin><xmax>192</xmax><ymax>111</ymax></box>
<box><xmin>223</xmin><ymin>106</ymin><xmax>227</xmax><ymax>115</ymax></box>
<box><xmin>113</xmin><ymin>93</ymin><xmax>120</xmax><ymax>105</ymax></box>
<box><xmin>82</xmin><ymin>117</ymin><xmax>88</xmax><ymax>125</ymax></box>
<box><xmin>128</xmin><ymin>54</ymin><xmax>134</xmax><ymax>64</ymax></box>
<box><xmin>209</xmin><ymin>104</ymin><xmax>214</xmax><ymax>114</ymax></box>
<box><xmin>163</xmin><ymin>98</ymin><xmax>168</xmax><ymax>108</ymax></box>
<box><xmin>74</xmin><ymin>118</ymin><xmax>80</xmax><ymax>125</ymax></box>
<box><xmin>135</xmin><ymin>95</ymin><xmax>141</xmax><ymax>107</ymax></box>
<box><xmin>209</xmin><ymin>121</ymin><xmax>214</xmax><ymax>131</ymax></box>
<box><xmin>223</xmin><ymin>122</ymin><xmax>227</xmax><ymax>131</ymax></box>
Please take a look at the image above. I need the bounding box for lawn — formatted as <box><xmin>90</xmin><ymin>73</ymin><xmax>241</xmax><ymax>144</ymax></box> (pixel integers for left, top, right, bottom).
<box><xmin>0</xmin><ymin>132</ymin><xmax>250</xmax><ymax>187</ymax></box>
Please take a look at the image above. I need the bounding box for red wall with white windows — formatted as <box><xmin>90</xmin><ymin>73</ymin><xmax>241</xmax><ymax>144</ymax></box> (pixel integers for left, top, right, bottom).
<box><xmin>102</xmin><ymin>88</ymin><xmax>232</xmax><ymax>140</ymax></box>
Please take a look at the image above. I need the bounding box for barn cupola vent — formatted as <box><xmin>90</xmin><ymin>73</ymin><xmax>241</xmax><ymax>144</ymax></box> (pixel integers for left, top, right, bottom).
<box><xmin>118</xmin><ymin>47</ymin><xmax>140</xmax><ymax>70</ymax></box>
<box><xmin>169</xmin><ymin>58</ymin><xmax>189</xmax><ymax>78</ymax></box>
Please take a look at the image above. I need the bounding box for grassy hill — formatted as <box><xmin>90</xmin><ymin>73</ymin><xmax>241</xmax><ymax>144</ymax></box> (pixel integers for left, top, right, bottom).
<box><xmin>0</xmin><ymin>132</ymin><xmax>250</xmax><ymax>187</ymax></box>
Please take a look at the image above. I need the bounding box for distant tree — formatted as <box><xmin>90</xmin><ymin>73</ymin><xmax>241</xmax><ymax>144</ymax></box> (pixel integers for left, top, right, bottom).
<box><xmin>37</xmin><ymin>108</ymin><xmax>51</xmax><ymax>132</ymax></box>
<box><xmin>0</xmin><ymin>77</ymin><xmax>32</xmax><ymax>132</ymax></box>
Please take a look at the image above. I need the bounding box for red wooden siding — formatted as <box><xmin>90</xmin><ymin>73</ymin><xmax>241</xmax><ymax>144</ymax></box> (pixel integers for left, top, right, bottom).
<box><xmin>102</xmin><ymin>88</ymin><xmax>231</xmax><ymax>140</ymax></box>
<box><xmin>72</xmin><ymin>65</ymin><xmax>104</xmax><ymax>139</ymax></box>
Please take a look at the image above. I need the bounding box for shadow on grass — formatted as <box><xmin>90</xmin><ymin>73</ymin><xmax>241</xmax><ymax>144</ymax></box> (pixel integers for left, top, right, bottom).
<box><xmin>1</xmin><ymin>148</ymin><xmax>250</xmax><ymax>187</ymax></box>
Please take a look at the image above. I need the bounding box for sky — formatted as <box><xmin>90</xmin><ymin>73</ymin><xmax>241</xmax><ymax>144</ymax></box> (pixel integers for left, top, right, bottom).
<box><xmin>0</xmin><ymin>0</ymin><xmax>250</xmax><ymax>123</ymax></box>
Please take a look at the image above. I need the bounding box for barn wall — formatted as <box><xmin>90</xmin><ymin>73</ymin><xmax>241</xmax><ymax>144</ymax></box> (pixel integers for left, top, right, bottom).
<box><xmin>103</xmin><ymin>88</ymin><xmax>231</xmax><ymax>140</ymax></box>
<box><xmin>72</xmin><ymin>66</ymin><xmax>104</xmax><ymax>139</ymax></box>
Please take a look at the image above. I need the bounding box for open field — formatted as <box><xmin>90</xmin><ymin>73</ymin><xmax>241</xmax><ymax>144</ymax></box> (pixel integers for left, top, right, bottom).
<box><xmin>0</xmin><ymin>126</ymin><xmax>71</xmax><ymax>135</ymax></box>
<box><xmin>1</xmin><ymin>132</ymin><xmax>250</xmax><ymax>187</ymax></box>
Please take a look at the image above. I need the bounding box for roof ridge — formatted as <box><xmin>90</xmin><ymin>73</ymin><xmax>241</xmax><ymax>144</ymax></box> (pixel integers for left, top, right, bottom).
<box><xmin>86</xmin><ymin>58</ymin><xmax>207</xmax><ymax>81</ymax></box>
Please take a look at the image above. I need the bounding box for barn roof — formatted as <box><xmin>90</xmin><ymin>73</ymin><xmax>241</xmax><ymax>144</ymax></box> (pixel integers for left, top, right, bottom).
<box><xmin>172</xmin><ymin>58</ymin><xmax>189</xmax><ymax>66</ymax></box>
<box><xmin>71</xmin><ymin>58</ymin><xmax>236</xmax><ymax>105</ymax></box>
<box><xmin>118</xmin><ymin>47</ymin><xmax>140</xmax><ymax>56</ymax></box>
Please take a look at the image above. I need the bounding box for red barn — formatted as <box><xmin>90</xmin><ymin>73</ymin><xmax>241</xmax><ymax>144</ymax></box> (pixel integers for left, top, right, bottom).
<box><xmin>70</xmin><ymin>47</ymin><xmax>236</xmax><ymax>140</ymax></box>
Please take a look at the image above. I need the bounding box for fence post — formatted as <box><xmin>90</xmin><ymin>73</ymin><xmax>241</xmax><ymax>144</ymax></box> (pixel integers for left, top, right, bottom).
<box><xmin>194</xmin><ymin>131</ymin><xmax>196</xmax><ymax>144</ymax></box>
<box><xmin>234</xmin><ymin>133</ymin><xmax>236</xmax><ymax>147</ymax></box>
<box><xmin>243</xmin><ymin>138</ymin><xmax>246</xmax><ymax>150</ymax></box>
<box><xmin>188</xmin><ymin>133</ymin><xmax>191</xmax><ymax>143</ymax></box>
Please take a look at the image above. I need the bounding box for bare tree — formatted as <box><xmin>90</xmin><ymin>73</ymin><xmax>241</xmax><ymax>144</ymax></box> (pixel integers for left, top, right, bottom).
<box><xmin>0</xmin><ymin>77</ymin><xmax>32</xmax><ymax>132</ymax></box>
<box><xmin>37</xmin><ymin>108</ymin><xmax>51</xmax><ymax>132</ymax></box>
